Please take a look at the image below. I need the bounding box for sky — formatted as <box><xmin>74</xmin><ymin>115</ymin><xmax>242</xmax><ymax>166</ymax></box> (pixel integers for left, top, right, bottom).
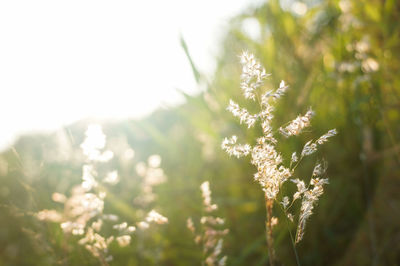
<box><xmin>0</xmin><ymin>0</ymin><xmax>262</xmax><ymax>151</ymax></box>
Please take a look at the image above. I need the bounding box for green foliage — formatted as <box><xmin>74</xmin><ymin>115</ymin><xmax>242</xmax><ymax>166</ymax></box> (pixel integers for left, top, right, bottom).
<box><xmin>1</xmin><ymin>0</ymin><xmax>400</xmax><ymax>265</ymax></box>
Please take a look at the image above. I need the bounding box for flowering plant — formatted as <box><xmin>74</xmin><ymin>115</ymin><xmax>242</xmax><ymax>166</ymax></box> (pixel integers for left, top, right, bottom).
<box><xmin>222</xmin><ymin>52</ymin><xmax>337</xmax><ymax>264</ymax></box>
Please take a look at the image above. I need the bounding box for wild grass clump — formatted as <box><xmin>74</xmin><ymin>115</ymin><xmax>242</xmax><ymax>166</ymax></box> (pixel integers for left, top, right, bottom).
<box><xmin>187</xmin><ymin>181</ymin><xmax>228</xmax><ymax>266</ymax></box>
<box><xmin>37</xmin><ymin>124</ymin><xmax>168</xmax><ymax>265</ymax></box>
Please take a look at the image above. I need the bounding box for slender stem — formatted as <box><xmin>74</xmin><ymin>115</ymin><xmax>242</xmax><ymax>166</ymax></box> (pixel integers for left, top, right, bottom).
<box><xmin>255</xmin><ymin>89</ymin><xmax>263</xmax><ymax>108</ymax></box>
<box><xmin>98</xmin><ymin>253</ymin><xmax>110</xmax><ymax>266</ymax></box>
<box><xmin>265</xmin><ymin>195</ymin><xmax>276</xmax><ymax>266</ymax></box>
<box><xmin>288</xmin><ymin>225</ymin><xmax>301</xmax><ymax>266</ymax></box>
<box><xmin>291</xmin><ymin>155</ymin><xmax>304</xmax><ymax>172</ymax></box>
<box><xmin>276</xmin><ymin>199</ymin><xmax>301</xmax><ymax>266</ymax></box>
<box><xmin>295</xmin><ymin>224</ymin><xmax>301</xmax><ymax>245</ymax></box>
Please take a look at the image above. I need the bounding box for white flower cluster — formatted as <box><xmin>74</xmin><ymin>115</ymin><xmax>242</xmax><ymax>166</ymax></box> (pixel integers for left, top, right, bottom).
<box><xmin>240</xmin><ymin>51</ymin><xmax>269</xmax><ymax>100</ymax></box>
<box><xmin>279</xmin><ymin>108</ymin><xmax>314</xmax><ymax>137</ymax></box>
<box><xmin>221</xmin><ymin>136</ymin><xmax>251</xmax><ymax>159</ymax></box>
<box><xmin>200</xmin><ymin>181</ymin><xmax>218</xmax><ymax>212</ymax></box>
<box><xmin>280</xmin><ymin>171</ymin><xmax>329</xmax><ymax>243</ymax></box>
<box><xmin>145</xmin><ymin>210</ymin><xmax>169</xmax><ymax>225</ymax></box>
<box><xmin>300</xmin><ymin>128</ymin><xmax>338</xmax><ymax>157</ymax></box>
<box><xmin>222</xmin><ymin>52</ymin><xmax>337</xmax><ymax>244</ymax></box>
<box><xmin>37</xmin><ymin>125</ymin><xmax>121</xmax><ymax>261</ymax></box>
<box><xmin>187</xmin><ymin>181</ymin><xmax>228</xmax><ymax>266</ymax></box>
<box><xmin>251</xmin><ymin>141</ymin><xmax>291</xmax><ymax>199</ymax></box>
<box><xmin>78</xmin><ymin>226</ymin><xmax>114</xmax><ymax>261</ymax></box>
<box><xmin>134</xmin><ymin>154</ymin><xmax>167</xmax><ymax>206</ymax></box>
<box><xmin>296</xmin><ymin>176</ymin><xmax>329</xmax><ymax>243</ymax></box>
<box><xmin>317</xmin><ymin>129</ymin><xmax>338</xmax><ymax>145</ymax></box>
<box><xmin>80</xmin><ymin>124</ymin><xmax>114</xmax><ymax>162</ymax></box>
<box><xmin>227</xmin><ymin>100</ymin><xmax>258</xmax><ymax>128</ymax></box>
<box><xmin>261</xmin><ymin>80</ymin><xmax>289</xmax><ymax>103</ymax></box>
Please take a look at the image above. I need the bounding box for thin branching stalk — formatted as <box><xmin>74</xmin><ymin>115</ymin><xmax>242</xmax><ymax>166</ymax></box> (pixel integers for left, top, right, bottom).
<box><xmin>222</xmin><ymin>51</ymin><xmax>336</xmax><ymax>263</ymax></box>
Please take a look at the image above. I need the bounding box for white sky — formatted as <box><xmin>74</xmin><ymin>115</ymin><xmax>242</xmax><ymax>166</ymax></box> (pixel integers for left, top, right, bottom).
<box><xmin>0</xmin><ymin>0</ymin><xmax>262</xmax><ymax>151</ymax></box>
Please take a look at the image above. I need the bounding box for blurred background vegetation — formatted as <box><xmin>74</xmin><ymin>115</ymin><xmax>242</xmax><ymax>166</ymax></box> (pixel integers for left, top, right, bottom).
<box><xmin>1</xmin><ymin>0</ymin><xmax>400</xmax><ymax>265</ymax></box>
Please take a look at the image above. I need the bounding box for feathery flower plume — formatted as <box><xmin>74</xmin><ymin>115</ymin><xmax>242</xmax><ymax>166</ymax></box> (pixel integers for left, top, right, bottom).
<box><xmin>222</xmin><ymin>52</ymin><xmax>336</xmax><ymax>264</ymax></box>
